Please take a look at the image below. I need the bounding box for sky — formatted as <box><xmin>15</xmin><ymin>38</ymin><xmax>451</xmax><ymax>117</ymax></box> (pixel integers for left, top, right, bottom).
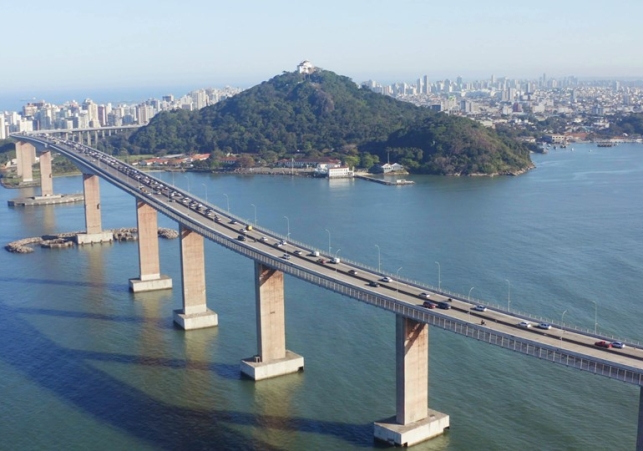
<box><xmin>2</xmin><ymin>0</ymin><xmax>643</xmax><ymax>108</ymax></box>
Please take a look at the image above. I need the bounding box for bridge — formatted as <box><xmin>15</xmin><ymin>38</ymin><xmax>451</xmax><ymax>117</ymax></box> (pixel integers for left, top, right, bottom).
<box><xmin>10</xmin><ymin>133</ymin><xmax>643</xmax><ymax>448</ymax></box>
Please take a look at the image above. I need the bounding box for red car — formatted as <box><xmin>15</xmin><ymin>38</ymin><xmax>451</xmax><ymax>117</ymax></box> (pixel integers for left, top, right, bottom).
<box><xmin>423</xmin><ymin>301</ymin><xmax>436</xmax><ymax>309</ymax></box>
<box><xmin>594</xmin><ymin>340</ymin><xmax>611</xmax><ymax>348</ymax></box>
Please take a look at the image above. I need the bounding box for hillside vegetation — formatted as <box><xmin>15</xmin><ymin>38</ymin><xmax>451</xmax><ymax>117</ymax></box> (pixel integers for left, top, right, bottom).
<box><xmin>128</xmin><ymin>70</ymin><xmax>536</xmax><ymax>175</ymax></box>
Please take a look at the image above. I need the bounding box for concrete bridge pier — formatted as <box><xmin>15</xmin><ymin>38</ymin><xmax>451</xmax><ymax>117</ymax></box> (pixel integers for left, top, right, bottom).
<box><xmin>173</xmin><ymin>225</ymin><xmax>218</xmax><ymax>330</ymax></box>
<box><xmin>637</xmin><ymin>386</ymin><xmax>643</xmax><ymax>451</ymax></box>
<box><xmin>240</xmin><ymin>262</ymin><xmax>304</xmax><ymax>380</ymax></box>
<box><xmin>37</xmin><ymin>150</ymin><xmax>55</xmax><ymax>197</ymax></box>
<box><xmin>129</xmin><ymin>200</ymin><xmax>172</xmax><ymax>292</ymax></box>
<box><xmin>374</xmin><ymin>316</ymin><xmax>449</xmax><ymax>447</ymax></box>
<box><xmin>15</xmin><ymin>141</ymin><xmax>36</xmax><ymax>183</ymax></box>
<box><xmin>76</xmin><ymin>173</ymin><xmax>113</xmax><ymax>245</ymax></box>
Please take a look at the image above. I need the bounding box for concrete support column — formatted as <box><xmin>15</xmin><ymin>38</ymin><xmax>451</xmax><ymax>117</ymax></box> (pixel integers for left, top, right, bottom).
<box><xmin>39</xmin><ymin>150</ymin><xmax>54</xmax><ymax>196</ymax></box>
<box><xmin>637</xmin><ymin>386</ymin><xmax>643</xmax><ymax>451</ymax></box>
<box><xmin>240</xmin><ymin>262</ymin><xmax>304</xmax><ymax>381</ymax></box>
<box><xmin>76</xmin><ymin>174</ymin><xmax>113</xmax><ymax>245</ymax></box>
<box><xmin>396</xmin><ymin>316</ymin><xmax>429</xmax><ymax>425</ymax></box>
<box><xmin>129</xmin><ymin>200</ymin><xmax>172</xmax><ymax>292</ymax></box>
<box><xmin>173</xmin><ymin>225</ymin><xmax>217</xmax><ymax>330</ymax></box>
<box><xmin>374</xmin><ymin>316</ymin><xmax>449</xmax><ymax>447</ymax></box>
<box><xmin>16</xmin><ymin>141</ymin><xmax>35</xmax><ymax>182</ymax></box>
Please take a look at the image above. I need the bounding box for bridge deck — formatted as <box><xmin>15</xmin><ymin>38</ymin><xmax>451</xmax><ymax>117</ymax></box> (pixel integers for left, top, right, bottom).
<box><xmin>15</xmin><ymin>133</ymin><xmax>643</xmax><ymax>387</ymax></box>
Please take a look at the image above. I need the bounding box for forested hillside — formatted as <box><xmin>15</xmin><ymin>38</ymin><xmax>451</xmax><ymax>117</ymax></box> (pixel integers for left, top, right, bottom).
<box><xmin>127</xmin><ymin>69</ymin><xmax>536</xmax><ymax>175</ymax></box>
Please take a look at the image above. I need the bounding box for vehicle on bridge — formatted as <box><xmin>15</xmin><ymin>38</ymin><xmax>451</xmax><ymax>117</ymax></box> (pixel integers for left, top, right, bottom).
<box><xmin>519</xmin><ymin>321</ymin><xmax>532</xmax><ymax>328</ymax></box>
<box><xmin>423</xmin><ymin>301</ymin><xmax>436</xmax><ymax>309</ymax></box>
<box><xmin>473</xmin><ymin>305</ymin><xmax>487</xmax><ymax>312</ymax></box>
<box><xmin>595</xmin><ymin>341</ymin><xmax>612</xmax><ymax>348</ymax></box>
<box><xmin>437</xmin><ymin>302</ymin><xmax>451</xmax><ymax>310</ymax></box>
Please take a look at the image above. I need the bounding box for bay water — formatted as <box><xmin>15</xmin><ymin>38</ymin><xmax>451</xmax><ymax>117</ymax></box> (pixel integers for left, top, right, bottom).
<box><xmin>1</xmin><ymin>143</ymin><xmax>642</xmax><ymax>450</ymax></box>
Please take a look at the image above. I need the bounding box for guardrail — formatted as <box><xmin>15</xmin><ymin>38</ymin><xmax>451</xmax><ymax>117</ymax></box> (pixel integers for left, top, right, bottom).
<box><xmin>17</xmin><ymin>134</ymin><xmax>643</xmax><ymax>386</ymax></box>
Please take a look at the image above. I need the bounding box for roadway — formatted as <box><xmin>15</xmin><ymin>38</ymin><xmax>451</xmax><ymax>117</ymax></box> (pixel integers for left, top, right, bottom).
<box><xmin>14</xmin><ymin>132</ymin><xmax>643</xmax><ymax>387</ymax></box>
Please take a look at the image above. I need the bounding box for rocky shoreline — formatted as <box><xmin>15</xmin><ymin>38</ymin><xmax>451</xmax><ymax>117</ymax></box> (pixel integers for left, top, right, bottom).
<box><xmin>5</xmin><ymin>227</ymin><xmax>178</xmax><ymax>254</ymax></box>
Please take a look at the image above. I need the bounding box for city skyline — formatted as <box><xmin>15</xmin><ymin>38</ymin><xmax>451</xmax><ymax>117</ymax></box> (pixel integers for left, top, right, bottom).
<box><xmin>3</xmin><ymin>0</ymin><xmax>642</xmax><ymax>104</ymax></box>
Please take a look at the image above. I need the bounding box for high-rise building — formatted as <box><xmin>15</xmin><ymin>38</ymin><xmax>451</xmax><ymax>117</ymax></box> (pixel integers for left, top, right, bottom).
<box><xmin>423</xmin><ymin>75</ymin><xmax>430</xmax><ymax>94</ymax></box>
<box><xmin>0</xmin><ymin>115</ymin><xmax>6</xmax><ymax>140</ymax></box>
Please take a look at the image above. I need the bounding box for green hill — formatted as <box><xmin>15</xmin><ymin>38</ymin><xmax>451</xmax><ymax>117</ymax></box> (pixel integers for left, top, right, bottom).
<box><xmin>129</xmin><ymin>69</ymin><xmax>535</xmax><ymax>175</ymax></box>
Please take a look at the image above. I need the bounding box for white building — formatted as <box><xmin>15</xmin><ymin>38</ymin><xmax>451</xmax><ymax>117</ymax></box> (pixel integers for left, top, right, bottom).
<box><xmin>0</xmin><ymin>115</ymin><xmax>6</xmax><ymax>140</ymax></box>
<box><xmin>327</xmin><ymin>166</ymin><xmax>354</xmax><ymax>178</ymax></box>
<box><xmin>297</xmin><ymin>60</ymin><xmax>315</xmax><ymax>74</ymax></box>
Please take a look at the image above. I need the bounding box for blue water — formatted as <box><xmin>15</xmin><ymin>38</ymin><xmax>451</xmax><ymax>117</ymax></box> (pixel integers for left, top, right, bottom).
<box><xmin>1</xmin><ymin>143</ymin><xmax>642</xmax><ymax>450</ymax></box>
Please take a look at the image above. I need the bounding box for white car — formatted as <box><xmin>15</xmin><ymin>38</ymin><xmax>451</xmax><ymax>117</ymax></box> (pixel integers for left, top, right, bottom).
<box><xmin>537</xmin><ymin>323</ymin><xmax>552</xmax><ymax>330</ymax></box>
<box><xmin>281</xmin><ymin>253</ymin><xmax>290</xmax><ymax>260</ymax></box>
<box><xmin>518</xmin><ymin>321</ymin><xmax>532</xmax><ymax>328</ymax></box>
<box><xmin>380</xmin><ymin>277</ymin><xmax>392</xmax><ymax>283</ymax></box>
<box><xmin>473</xmin><ymin>305</ymin><xmax>487</xmax><ymax>312</ymax></box>
<box><xmin>419</xmin><ymin>292</ymin><xmax>431</xmax><ymax>298</ymax></box>
<box><xmin>612</xmin><ymin>341</ymin><xmax>625</xmax><ymax>349</ymax></box>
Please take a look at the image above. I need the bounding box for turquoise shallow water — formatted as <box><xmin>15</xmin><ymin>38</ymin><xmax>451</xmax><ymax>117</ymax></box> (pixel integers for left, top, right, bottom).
<box><xmin>1</xmin><ymin>143</ymin><xmax>642</xmax><ymax>450</ymax></box>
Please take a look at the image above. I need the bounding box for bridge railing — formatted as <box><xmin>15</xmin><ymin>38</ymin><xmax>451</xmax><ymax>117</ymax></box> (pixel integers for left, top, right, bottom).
<box><xmin>25</xmin><ymin>135</ymin><xmax>643</xmax><ymax>351</ymax></box>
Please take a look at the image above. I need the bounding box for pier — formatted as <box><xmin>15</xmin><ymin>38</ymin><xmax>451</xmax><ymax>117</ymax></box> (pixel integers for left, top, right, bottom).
<box><xmin>354</xmin><ymin>173</ymin><xmax>415</xmax><ymax>185</ymax></box>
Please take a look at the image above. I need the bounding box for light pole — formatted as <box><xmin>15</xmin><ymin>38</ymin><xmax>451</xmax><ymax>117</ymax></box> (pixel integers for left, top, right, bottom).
<box><xmin>251</xmin><ymin>204</ymin><xmax>257</xmax><ymax>225</ymax></box>
<box><xmin>561</xmin><ymin>309</ymin><xmax>568</xmax><ymax>341</ymax></box>
<box><xmin>396</xmin><ymin>266</ymin><xmax>403</xmax><ymax>292</ymax></box>
<box><xmin>375</xmin><ymin>244</ymin><xmax>381</xmax><ymax>273</ymax></box>
<box><xmin>435</xmin><ymin>261</ymin><xmax>441</xmax><ymax>290</ymax></box>
<box><xmin>591</xmin><ymin>300</ymin><xmax>597</xmax><ymax>335</ymax></box>
<box><xmin>468</xmin><ymin>287</ymin><xmax>475</xmax><ymax>300</ymax></box>
<box><xmin>183</xmin><ymin>174</ymin><xmax>190</xmax><ymax>193</ymax></box>
<box><xmin>283</xmin><ymin>216</ymin><xmax>290</xmax><ymax>241</ymax></box>
<box><xmin>223</xmin><ymin>193</ymin><xmax>229</xmax><ymax>212</ymax></box>
<box><xmin>325</xmin><ymin>228</ymin><xmax>331</xmax><ymax>255</ymax></box>
<box><xmin>202</xmin><ymin>183</ymin><xmax>208</xmax><ymax>202</ymax></box>
<box><xmin>506</xmin><ymin>279</ymin><xmax>511</xmax><ymax>311</ymax></box>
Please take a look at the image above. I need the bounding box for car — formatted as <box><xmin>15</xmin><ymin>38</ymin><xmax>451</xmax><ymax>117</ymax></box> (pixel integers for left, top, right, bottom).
<box><xmin>260</xmin><ymin>236</ymin><xmax>268</xmax><ymax>242</ymax></box>
<box><xmin>294</xmin><ymin>250</ymin><xmax>302</xmax><ymax>255</ymax></box>
<box><xmin>537</xmin><ymin>323</ymin><xmax>552</xmax><ymax>330</ymax></box>
<box><xmin>611</xmin><ymin>341</ymin><xmax>625</xmax><ymax>349</ymax></box>
<box><xmin>595</xmin><ymin>340</ymin><xmax>611</xmax><ymax>348</ymax></box>
<box><xmin>518</xmin><ymin>321</ymin><xmax>532</xmax><ymax>328</ymax></box>
<box><xmin>282</xmin><ymin>253</ymin><xmax>291</xmax><ymax>260</ymax></box>
<box><xmin>437</xmin><ymin>302</ymin><xmax>451</xmax><ymax>310</ymax></box>
<box><xmin>419</xmin><ymin>292</ymin><xmax>431</xmax><ymax>298</ymax></box>
<box><xmin>348</xmin><ymin>269</ymin><xmax>358</xmax><ymax>275</ymax></box>
<box><xmin>237</xmin><ymin>235</ymin><xmax>246</xmax><ymax>241</ymax></box>
<box><xmin>423</xmin><ymin>301</ymin><xmax>436</xmax><ymax>309</ymax></box>
<box><xmin>230</xmin><ymin>219</ymin><xmax>237</xmax><ymax>225</ymax></box>
<box><xmin>473</xmin><ymin>305</ymin><xmax>487</xmax><ymax>312</ymax></box>
<box><xmin>317</xmin><ymin>258</ymin><xmax>325</xmax><ymax>264</ymax></box>
<box><xmin>368</xmin><ymin>281</ymin><xmax>379</xmax><ymax>287</ymax></box>
<box><xmin>274</xmin><ymin>242</ymin><xmax>283</xmax><ymax>248</ymax></box>
<box><xmin>280</xmin><ymin>239</ymin><xmax>287</xmax><ymax>245</ymax></box>
<box><xmin>380</xmin><ymin>277</ymin><xmax>392</xmax><ymax>283</ymax></box>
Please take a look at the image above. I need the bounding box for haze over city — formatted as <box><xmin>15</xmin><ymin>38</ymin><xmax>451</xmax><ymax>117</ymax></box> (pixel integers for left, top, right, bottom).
<box><xmin>3</xmin><ymin>0</ymin><xmax>643</xmax><ymax>110</ymax></box>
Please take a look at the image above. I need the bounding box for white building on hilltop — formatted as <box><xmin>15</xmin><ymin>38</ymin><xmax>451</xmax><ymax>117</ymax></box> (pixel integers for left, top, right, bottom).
<box><xmin>297</xmin><ymin>60</ymin><xmax>315</xmax><ymax>74</ymax></box>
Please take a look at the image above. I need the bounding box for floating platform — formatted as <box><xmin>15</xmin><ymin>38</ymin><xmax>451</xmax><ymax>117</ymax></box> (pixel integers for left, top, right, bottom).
<box><xmin>8</xmin><ymin>193</ymin><xmax>84</xmax><ymax>206</ymax></box>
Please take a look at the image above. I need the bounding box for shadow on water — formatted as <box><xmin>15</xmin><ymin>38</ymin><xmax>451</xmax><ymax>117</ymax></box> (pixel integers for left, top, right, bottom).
<box><xmin>0</xmin><ymin>300</ymin><xmax>373</xmax><ymax>449</ymax></box>
<box><xmin>0</xmin><ymin>275</ymin><xmax>127</xmax><ymax>293</ymax></box>
<box><xmin>11</xmin><ymin>306</ymin><xmax>183</xmax><ymax>331</ymax></box>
